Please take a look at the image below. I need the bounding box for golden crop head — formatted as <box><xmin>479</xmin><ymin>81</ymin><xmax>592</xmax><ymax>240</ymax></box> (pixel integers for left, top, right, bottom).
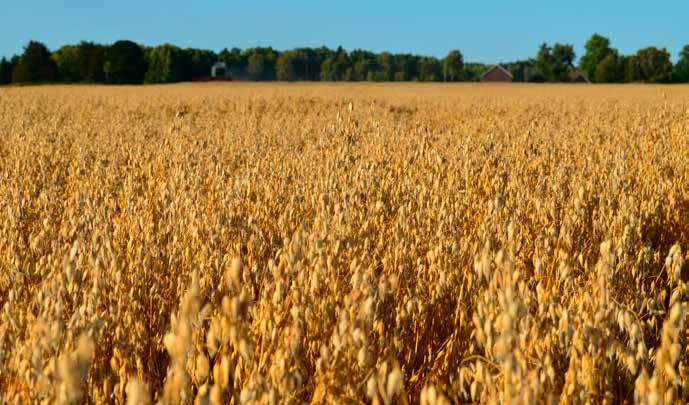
<box><xmin>0</xmin><ymin>83</ymin><xmax>688</xmax><ymax>403</ymax></box>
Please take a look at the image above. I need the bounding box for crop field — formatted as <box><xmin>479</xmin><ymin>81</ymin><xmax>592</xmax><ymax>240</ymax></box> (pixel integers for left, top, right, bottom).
<box><xmin>1</xmin><ymin>83</ymin><xmax>689</xmax><ymax>404</ymax></box>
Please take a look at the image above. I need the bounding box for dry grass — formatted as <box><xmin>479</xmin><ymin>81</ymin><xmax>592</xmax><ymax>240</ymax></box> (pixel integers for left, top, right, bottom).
<box><xmin>1</xmin><ymin>83</ymin><xmax>689</xmax><ymax>404</ymax></box>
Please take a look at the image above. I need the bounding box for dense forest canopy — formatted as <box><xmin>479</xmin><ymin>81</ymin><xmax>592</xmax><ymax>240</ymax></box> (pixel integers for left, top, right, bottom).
<box><xmin>1</xmin><ymin>34</ymin><xmax>687</xmax><ymax>84</ymax></box>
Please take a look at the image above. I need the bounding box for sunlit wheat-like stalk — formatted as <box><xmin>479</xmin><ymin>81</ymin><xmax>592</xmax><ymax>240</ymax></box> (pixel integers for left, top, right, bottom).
<box><xmin>0</xmin><ymin>83</ymin><xmax>688</xmax><ymax>404</ymax></box>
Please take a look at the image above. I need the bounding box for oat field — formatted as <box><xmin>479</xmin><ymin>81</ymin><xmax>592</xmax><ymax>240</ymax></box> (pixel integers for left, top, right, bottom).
<box><xmin>1</xmin><ymin>83</ymin><xmax>688</xmax><ymax>404</ymax></box>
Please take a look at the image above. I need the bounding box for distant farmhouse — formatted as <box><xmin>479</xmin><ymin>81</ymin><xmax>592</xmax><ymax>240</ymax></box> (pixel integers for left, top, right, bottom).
<box><xmin>568</xmin><ymin>69</ymin><xmax>590</xmax><ymax>83</ymax></box>
<box><xmin>211</xmin><ymin>62</ymin><xmax>229</xmax><ymax>78</ymax></box>
<box><xmin>192</xmin><ymin>62</ymin><xmax>233</xmax><ymax>82</ymax></box>
<box><xmin>481</xmin><ymin>65</ymin><xmax>513</xmax><ymax>82</ymax></box>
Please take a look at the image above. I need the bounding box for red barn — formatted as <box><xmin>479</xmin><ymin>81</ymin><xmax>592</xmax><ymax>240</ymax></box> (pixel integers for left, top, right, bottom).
<box><xmin>480</xmin><ymin>65</ymin><xmax>513</xmax><ymax>82</ymax></box>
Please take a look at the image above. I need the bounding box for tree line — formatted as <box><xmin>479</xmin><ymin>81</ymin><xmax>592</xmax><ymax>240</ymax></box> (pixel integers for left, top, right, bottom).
<box><xmin>1</xmin><ymin>34</ymin><xmax>689</xmax><ymax>85</ymax></box>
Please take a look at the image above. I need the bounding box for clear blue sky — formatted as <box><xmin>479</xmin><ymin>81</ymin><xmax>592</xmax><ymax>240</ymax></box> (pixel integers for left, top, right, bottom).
<box><xmin>1</xmin><ymin>0</ymin><xmax>687</xmax><ymax>63</ymax></box>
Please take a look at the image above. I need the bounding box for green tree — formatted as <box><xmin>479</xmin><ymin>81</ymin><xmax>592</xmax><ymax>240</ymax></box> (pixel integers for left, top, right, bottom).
<box><xmin>296</xmin><ymin>48</ymin><xmax>322</xmax><ymax>81</ymax></box>
<box><xmin>534</xmin><ymin>42</ymin><xmax>575</xmax><ymax>82</ymax></box>
<box><xmin>672</xmin><ymin>45</ymin><xmax>689</xmax><ymax>83</ymax></box>
<box><xmin>376</xmin><ymin>52</ymin><xmax>396</xmax><ymax>81</ymax></box>
<box><xmin>418</xmin><ymin>57</ymin><xmax>442</xmax><ymax>81</ymax></box>
<box><xmin>145</xmin><ymin>44</ymin><xmax>185</xmax><ymax>83</ymax></box>
<box><xmin>504</xmin><ymin>59</ymin><xmax>536</xmax><ymax>82</ymax></box>
<box><xmin>623</xmin><ymin>55</ymin><xmax>640</xmax><ymax>82</ymax></box>
<box><xmin>218</xmin><ymin>47</ymin><xmax>246</xmax><ymax>78</ymax></box>
<box><xmin>534</xmin><ymin>43</ymin><xmax>553</xmax><ymax>82</ymax></box>
<box><xmin>11</xmin><ymin>41</ymin><xmax>58</xmax><ymax>83</ymax></box>
<box><xmin>75</xmin><ymin>42</ymin><xmax>106</xmax><ymax>82</ymax></box>
<box><xmin>53</xmin><ymin>45</ymin><xmax>80</xmax><ymax>82</ymax></box>
<box><xmin>594</xmin><ymin>52</ymin><xmax>622</xmax><ymax>83</ymax></box>
<box><xmin>276</xmin><ymin>50</ymin><xmax>305</xmax><ymax>81</ymax></box>
<box><xmin>0</xmin><ymin>57</ymin><xmax>14</xmax><ymax>84</ymax></box>
<box><xmin>349</xmin><ymin>50</ymin><xmax>376</xmax><ymax>81</ymax></box>
<box><xmin>551</xmin><ymin>43</ymin><xmax>575</xmax><ymax>81</ymax></box>
<box><xmin>464</xmin><ymin>63</ymin><xmax>488</xmax><ymax>82</ymax></box>
<box><xmin>105</xmin><ymin>40</ymin><xmax>146</xmax><ymax>84</ymax></box>
<box><xmin>245</xmin><ymin>47</ymin><xmax>277</xmax><ymax>80</ymax></box>
<box><xmin>355</xmin><ymin>59</ymin><xmax>375</xmax><ymax>81</ymax></box>
<box><xmin>320</xmin><ymin>47</ymin><xmax>348</xmax><ymax>81</ymax></box>
<box><xmin>309</xmin><ymin>47</ymin><xmax>332</xmax><ymax>80</ymax></box>
<box><xmin>247</xmin><ymin>53</ymin><xmax>266</xmax><ymax>80</ymax></box>
<box><xmin>395</xmin><ymin>54</ymin><xmax>419</xmax><ymax>81</ymax></box>
<box><xmin>579</xmin><ymin>34</ymin><xmax>614</xmax><ymax>82</ymax></box>
<box><xmin>442</xmin><ymin>50</ymin><xmax>464</xmax><ymax>81</ymax></box>
<box><xmin>635</xmin><ymin>47</ymin><xmax>672</xmax><ymax>83</ymax></box>
<box><xmin>188</xmin><ymin>48</ymin><xmax>217</xmax><ymax>78</ymax></box>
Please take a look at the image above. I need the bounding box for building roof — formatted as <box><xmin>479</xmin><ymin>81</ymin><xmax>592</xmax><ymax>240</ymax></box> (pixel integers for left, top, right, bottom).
<box><xmin>481</xmin><ymin>65</ymin><xmax>513</xmax><ymax>80</ymax></box>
